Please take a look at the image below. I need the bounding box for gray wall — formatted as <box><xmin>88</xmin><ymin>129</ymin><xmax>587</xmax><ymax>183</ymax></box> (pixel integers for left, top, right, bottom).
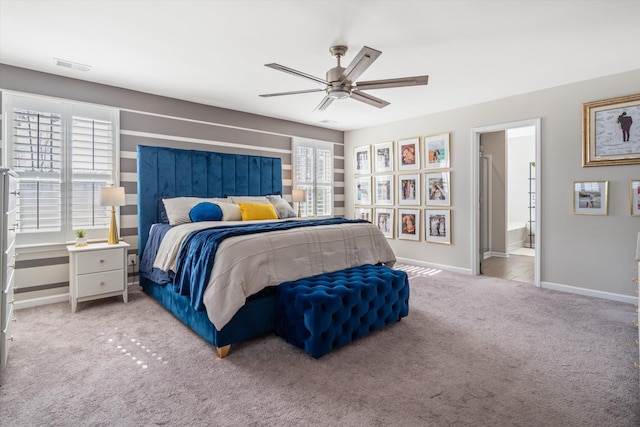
<box><xmin>345</xmin><ymin>69</ymin><xmax>640</xmax><ymax>300</ymax></box>
<box><xmin>0</xmin><ymin>64</ymin><xmax>344</xmax><ymax>304</ymax></box>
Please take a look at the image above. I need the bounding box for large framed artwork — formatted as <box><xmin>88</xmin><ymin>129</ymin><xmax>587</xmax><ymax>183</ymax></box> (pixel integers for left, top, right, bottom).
<box><xmin>374</xmin><ymin>207</ymin><xmax>394</xmax><ymax>239</ymax></box>
<box><xmin>573</xmin><ymin>181</ymin><xmax>608</xmax><ymax>215</ymax></box>
<box><xmin>374</xmin><ymin>141</ymin><xmax>394</xmax><ymax>173</ymax></box>
<box><xmin>398</xmin><ymin>208</ymin><xmax>420</xmax><ymax>241</ymax></box>
<box><xmin>424</xmin><ymin>133</ymin><xmax>450</xmax><ymax>169</ymax></box>
<box><xmin>354</xmin><ymin>145</ymin><xmax>371</xmax><ymax>174</ymax></box>
<box><xmin>582</xmin><ymin>93</ymin><xmax>640</xmax><ymax>167</ymax></box>
<box><xmin>631</xmin><ymin>180</ymin><xmax>640</xmax><ymax>216</ymax></box>
<box><xmin>425</xmin><ymin>209</ymin><xmax>451</xmax><ymax>244</ymax></box>
<box><xmin>425</xmin><ymin>171</ymin><xmax>450</xmax><ymax>206</ymax></box>
<box><xmin>374</xmin><ymin>175</ymin><xmax>394</xmax><ymax>205</ymax></box>
<box><xmin>398</xmin><ymin>174</ymin><xmax>420</xmax><ymax>205</ymax></box>
<box><xmin>355</xmin><ymin>176</ymin><xmax>372</xmax><ymax>205</ymax></box>
<box><xmin>397</xmin><ymin>137</ymin><xmax>420</xmax><ymax>170</ymax></box>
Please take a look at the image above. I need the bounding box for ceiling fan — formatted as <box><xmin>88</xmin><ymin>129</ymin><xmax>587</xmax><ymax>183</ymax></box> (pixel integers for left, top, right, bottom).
<box><xmin>259</xmin><ymin>45</ymin><xmax>429</xmax><ymax>111</ymax></box>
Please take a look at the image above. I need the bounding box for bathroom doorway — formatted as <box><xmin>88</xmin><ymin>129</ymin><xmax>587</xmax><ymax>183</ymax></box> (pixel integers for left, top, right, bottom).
<box><xmin>472</xmin><ymin>119</ymin><xmax>541</xmax><ymax>286</ymax></box>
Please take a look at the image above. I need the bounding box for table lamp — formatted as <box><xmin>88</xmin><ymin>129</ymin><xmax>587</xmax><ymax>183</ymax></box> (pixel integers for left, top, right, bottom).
<box><xmin>100</xmin><ymin>184</ymin><xmax>125</xmax><ymax>244</ymax></box>
<box><xmin>292</xmin><ymin>189</ymin><xmax>307</xmax><ymax>218</ymax></box>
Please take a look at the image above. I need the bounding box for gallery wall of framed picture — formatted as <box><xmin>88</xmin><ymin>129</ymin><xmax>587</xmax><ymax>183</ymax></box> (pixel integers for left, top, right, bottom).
<box><xmin>354</xmin><ymin>132</ymin><xmax>453</xmax><ymax>244</ymax></box>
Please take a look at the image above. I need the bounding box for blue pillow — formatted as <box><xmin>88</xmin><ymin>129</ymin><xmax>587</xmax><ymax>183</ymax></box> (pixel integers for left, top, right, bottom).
<box><xmin>189</xmin><ymin>202</ymin><xmax>223</xmax><ymax>222</ymax></box>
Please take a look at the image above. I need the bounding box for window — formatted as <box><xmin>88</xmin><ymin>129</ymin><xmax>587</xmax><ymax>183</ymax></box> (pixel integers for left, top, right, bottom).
<box><xmin>3</xmin><ymin>93</ymin><xmax>120</xmax><ymax>245</ymax></box>
<box><xmin>293</xmin><ymin>138</ymin><xmax>333</xmax><ymax>217</ymax></box>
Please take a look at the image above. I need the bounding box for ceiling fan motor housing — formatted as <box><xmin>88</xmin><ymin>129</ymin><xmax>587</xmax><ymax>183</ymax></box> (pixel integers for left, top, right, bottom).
<box><xmin>326</xmin><ymin>66</ymin><xmax>351</xmax><ymax>99</ymax></box>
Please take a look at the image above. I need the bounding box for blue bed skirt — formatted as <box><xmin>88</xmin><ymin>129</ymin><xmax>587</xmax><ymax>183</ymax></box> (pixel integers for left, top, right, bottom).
<box><xmin>140</xmin><ymin>277</ymin><xmax>276</xmax><ymax>349</ymax></box>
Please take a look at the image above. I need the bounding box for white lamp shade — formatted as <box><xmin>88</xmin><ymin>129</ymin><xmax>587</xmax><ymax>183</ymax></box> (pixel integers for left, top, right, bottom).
<box><xmin>292</xmin><ymin>189</ymin><xmax>306</xmax><ymax>203</ymax></box>
<box><xmin>100</xmin><ymin>185</ymin><xmax>125</xmax><ymax>206</ymax></box>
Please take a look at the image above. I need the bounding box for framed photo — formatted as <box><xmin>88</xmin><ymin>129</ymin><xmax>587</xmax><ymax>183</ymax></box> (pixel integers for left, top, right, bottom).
<box><xmin>425</xmin><ymin>209</ymin><xmax>451</xmax><ymax>244</ymax></box>
<box><xmin>424</xmin><ymin>133</ymin><xmax>450</xmax><ymax>169</ymax></box>
<box><xmin>398</xmin><ymin>208</ymin><xmax>420</xmax><ymax>241</ymax></box>
<box><xmin>374</xmin><ymin>175</ymin><xmax>394</xmax><ymax>205</ymax></box>
<box><xmin>425</xmin><ymin>171</ymin><xmax>451</xmax><ymax>206</ymax></box>
<box><xmin>374</xmin><ymin>207</ymin><xmax>394</xmax><ymax>239</ymax></box>
<box><xmin>397</xmin><ymin>137</ymin><xmax>420</xmax><ymax>170</ymax></box>
<box><xmin>398</xmin><ymin>174</ymin><xmax>420</xmax><ymax>205</ymax></box>
<box><xmin>582</xmin><ymin>93</ymin><xmax>640</xmax><ymax>167</ymax></box>
<box><xmin>355</xmin><ymin>207</ymin><xmax>372</xmax><ymax>222</ymax></box>
<box><xmin>355</xmin><ymin>176</ymin><xmax>372</xmax><ymax>205</ymax></box>
<box><xmin>631</xmin><ymin>180</ymin><xmax>640</xmax><ymax>216</ymax></box>
<box><xmin>374</xmin><ymin>141</ymin><xmax>394</xmax><ymax>172</ymax></box>
<box><xmin>573</xmin><ymin>181</ymin><xmax>608</xmax><ymax>215</ymax></box>
<box><xmin>354</xmin><ymin>145</ymin><xmax>371</xmax><ymax>174</ymax></box>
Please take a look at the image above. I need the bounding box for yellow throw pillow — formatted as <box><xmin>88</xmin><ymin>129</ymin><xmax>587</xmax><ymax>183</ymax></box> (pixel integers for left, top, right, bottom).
<box><xmin>238</xmin><ymin>202</ymin><xmax>279</xmax><ymax>221</ymax></box>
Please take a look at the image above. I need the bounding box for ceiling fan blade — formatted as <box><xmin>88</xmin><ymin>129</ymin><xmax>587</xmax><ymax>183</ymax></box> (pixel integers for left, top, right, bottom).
<box><xmin>355</xmin><ymin>75</ymin><xmax>429</xmax><ymax>91</ymax></box>
<box><xmin>265</xmin><ymin>63</ymin><xmax>329</xmax><ymax>86</ymax></box>
<box><xmin>350</xmin><ymin>90</ymin><xmax>390</xmax><ymax>109</ymax></box>
<box><xmin>339</xmin><ymin>46</ymin><xmax>381</xmax><ymax>83</ymax></box>
<box><xmin>259</xmin><ymin>88</ymin><xmax>325</xmax><ymax>98</ymax></box>
<box><xmin>313</xmin><ymin>96</ymin><xmax>335</xmax><ymax>112</ymax></box>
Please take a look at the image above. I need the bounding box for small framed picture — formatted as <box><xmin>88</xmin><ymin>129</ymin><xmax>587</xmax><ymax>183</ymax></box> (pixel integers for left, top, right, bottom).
<box><xmin>398</xmin><ymin>208</ymin><xmax>420</xmax><ymax>241</ymax></box>
<box><xmin>424</xmin><ymin>133</ymin><xmax>450</xmax><ymax>169</ymax></box>
<box><xmin>374</xmin><ymin>175</ymin><xmax>394</xmax><ymax>205</ymax></box>
<box><xmin>355</xmin><ymin>207</ymin><xmax>373</xmax><ymax>222</ymax></box>
<box><xmin>398</xmin><ymin>174</ymin><xmax>420</xmax><ymax>205</ymax></box>
<box><xmin>425</xmin><ymin>171</ymin><xmax>451</xmax><ymax>206</ymax></box>
<box><xmin>354</xmin><ymin>146</ymin><xmax>371</xmax><ymax>175</ymax></box>
<box><xmin>374</xmin><ymin>207</ymin><xmax>394</xmax><ymax>239</ymax></box>
<box><xmin>355</xmin><ymin>176</ymin><xmax>372</xmax><ymax>205</ymax></box>
<box><xmin>397</xmin><ymin>137</ymin><xmax>420</xmax><ymax>170</ymax></box>
<box><xmin>374</xmin><ymin>141</ymin><xmax>394</xmax><ymax>172</ymax></box>
<box><xmin>425</xmin><ymin>209</ymin><xmax>451</xmax><ymax>244</ymax></box>
<box><xmin>573</xmin><ymin>181</ymin><xmax>608</xmax><ymax>215</ymax></box>
<box><xmin>631</xmin><ymin>180</ymin><xmax>640</xmax><ymax>216</ymax></box>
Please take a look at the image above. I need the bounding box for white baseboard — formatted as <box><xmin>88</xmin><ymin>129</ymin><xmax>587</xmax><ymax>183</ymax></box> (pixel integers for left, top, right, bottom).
<box><xmin>396</xmin><ymin>257</ymin><xmax>472</xmax><ymax>275</ymax></box>
<box><xmin>15</xmin><ymin>294</ymin><xmax>69</xmax><ymax>310</ymax></box>
<box><xmin>541</xmin><ymin>281</ymin><xmax>638</xmax><ymax>305</ymax></box>
<box><xmin>15</xmin><ymin>282</ymin><xmax>139</xmax><ymax>310</ymax></box>
<box><xmin>397</xmin><ymin>257</ymin><xmax>637</xmax><ymax>305</ymax></box>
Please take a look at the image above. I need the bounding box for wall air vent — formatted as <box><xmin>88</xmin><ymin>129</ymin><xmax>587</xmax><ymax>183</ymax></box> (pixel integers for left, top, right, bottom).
<box><xmin>54</xmin><ymin>58</ymin><xmax>91</xmax><ymax>72</ymax></box>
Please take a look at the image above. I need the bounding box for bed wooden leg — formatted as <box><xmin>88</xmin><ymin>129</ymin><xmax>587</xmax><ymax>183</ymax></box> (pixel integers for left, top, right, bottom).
<box><xmin>216</xmin><ymin>344</ymin><xmax>231</xmax><ymax>358</ymax></box>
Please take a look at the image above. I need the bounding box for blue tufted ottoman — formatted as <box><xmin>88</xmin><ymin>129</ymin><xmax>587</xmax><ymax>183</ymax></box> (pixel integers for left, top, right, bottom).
<box><xmin>275</xmin><ymin>264</ymin><xmax>410</xmax><ymax>358</ymax></box>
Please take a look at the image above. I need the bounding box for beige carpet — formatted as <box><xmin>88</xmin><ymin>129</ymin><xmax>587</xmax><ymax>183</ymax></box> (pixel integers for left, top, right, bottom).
<box><xmin>1</xmin><ymin>264</ymin><xmax>638</xmax><ymax>426</ymax></box>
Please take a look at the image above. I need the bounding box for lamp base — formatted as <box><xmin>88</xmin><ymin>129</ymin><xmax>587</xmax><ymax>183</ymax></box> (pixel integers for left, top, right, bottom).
<box><xmin>108</xmin><ymin>207</ymin><xmax>119</xmax><ymax>244</ymax></box>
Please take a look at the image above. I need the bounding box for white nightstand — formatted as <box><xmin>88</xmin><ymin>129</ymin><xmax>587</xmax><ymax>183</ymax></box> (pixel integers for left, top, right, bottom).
<box><xmin>67</xmin><ymin>241</ymin><xmax>130</xmax><ymax>313</ymax></box>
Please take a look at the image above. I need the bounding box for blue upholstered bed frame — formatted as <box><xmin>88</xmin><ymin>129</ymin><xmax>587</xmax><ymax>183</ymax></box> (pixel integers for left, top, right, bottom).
<box><xmin>136</xmin><ymin>145</ymin><xmax>283</xmax><ymax>357</ymax></box>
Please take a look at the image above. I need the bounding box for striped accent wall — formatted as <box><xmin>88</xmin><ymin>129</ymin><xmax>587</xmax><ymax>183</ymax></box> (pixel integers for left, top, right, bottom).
<box><xmin>0</xmin><ymin>64</ymin><xmax>344</xmax><ymax>306</ymax></box>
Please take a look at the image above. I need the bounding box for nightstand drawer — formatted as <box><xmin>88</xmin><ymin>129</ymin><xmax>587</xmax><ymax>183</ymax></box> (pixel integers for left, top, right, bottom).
<box><xmin>76</xmin><ymin>270</ymin><xmax>124</xmax><ymax>297</ymax></box>
<box><xmin>76</xmin><ymin>249</ymin><xmax>124</xmax><ymax>274</ymax></box>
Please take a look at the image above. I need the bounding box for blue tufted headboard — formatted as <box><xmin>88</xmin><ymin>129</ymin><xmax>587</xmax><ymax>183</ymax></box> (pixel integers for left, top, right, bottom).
<box><xmin>136</xmin><ymin>145</ymin><xmax>283</xmax><ymax>257</ymax></box>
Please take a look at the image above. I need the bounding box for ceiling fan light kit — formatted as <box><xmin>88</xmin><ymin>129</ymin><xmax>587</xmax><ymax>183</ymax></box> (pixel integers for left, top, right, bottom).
<box><xmin>260</xmin><ymin>45</ymin><xmax>429</xmax><ymax>112</ymax></box>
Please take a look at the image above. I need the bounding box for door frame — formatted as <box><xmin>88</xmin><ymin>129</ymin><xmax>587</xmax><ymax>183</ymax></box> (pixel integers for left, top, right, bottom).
<box><xmin>470</xmin><ymin>118</ymin><xmax>541</xmax><ymax>287</ymax></box>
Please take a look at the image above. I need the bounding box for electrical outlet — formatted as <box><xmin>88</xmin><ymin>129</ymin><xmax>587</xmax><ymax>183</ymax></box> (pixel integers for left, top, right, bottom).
<box><xmin>127</xmin><ymin>254</ymin><xmax>137</xmax><ymax>266</ymax></box>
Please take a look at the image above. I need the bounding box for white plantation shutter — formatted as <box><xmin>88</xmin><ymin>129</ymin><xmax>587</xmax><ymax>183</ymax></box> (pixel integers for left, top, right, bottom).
<box><xmin>4</xmin><ymin>92</ymin><xmax>119</xmax><ymax>245</ymax></box>
<box><xmin>293</xmin><ymin>139</ymin><xmax>333</xmax><ymax>217</ymax></box>
<box><xmin>11</xmin><ymin>109</ymin><xmax>63</xmax><ymax>232</ymax></box>
<box><xmin>71</xmin><ymin>117</ymin><xmax>114</xmax><ymax>229</ymax></box>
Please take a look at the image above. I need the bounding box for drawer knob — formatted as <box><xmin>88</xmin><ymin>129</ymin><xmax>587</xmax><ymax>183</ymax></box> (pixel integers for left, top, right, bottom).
<box><xmin>11</xmin><ymin>317</ymin><xmax>17</xmax><ymax>323</ymax></box>
<box><xmin>636</xmin><ymin>339</ymin><xmax>640</xmax><ymax>345</ymax></box>
<box><xmin>8</xmin><ymin>264</ymin><xmax>15</xmax><ymax>269</ymax></box>
<box><xmin>99</xmin><ymin>259</ymin><xmax>105</xmax><ymax>263</ymax></box>
<box><xmin>10</xmin><ymin>190</ymin><xmax>19</xmax><ymax>196</ymax></box>
<box><xmin>633</xmin><ymin>277</ymin><xmax>639</xmax><ymax>284</ymax></box>
<box><xmin>634</xmin><ymin>320</ymin><xmax>639</xmax><ymax>327</ymax></box>
<box><xmin>7</xmin><ymin>335</ymin><xmax>14</xmax><ymax>342</ymax></box>
<box><xmin>8</xmin><ymin>299</ymin><xmax>14</xmax><ymax>305</ymax></box>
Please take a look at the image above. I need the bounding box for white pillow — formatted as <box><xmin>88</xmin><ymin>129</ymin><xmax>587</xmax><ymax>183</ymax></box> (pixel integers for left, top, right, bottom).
<box><xmin>229</xmin><ymin>196</ymin><xmax>270</xmax><ymax>204</ymax></box>
<box><xmin>218</xmin><ymin>202</ymin><xmax>242</xmax><ymax>221</ymax></box>
<box><xmin>162</xmin><ymin>197</ymin><xmax>228</xmax><ymax>225</ymax></box>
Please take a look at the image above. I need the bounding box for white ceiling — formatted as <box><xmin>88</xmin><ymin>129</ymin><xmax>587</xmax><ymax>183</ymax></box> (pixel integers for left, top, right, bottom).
<box><xmin>1</xmin><ymin>0</ymin><xmax>639</xmax><ymax>131</ymax></box>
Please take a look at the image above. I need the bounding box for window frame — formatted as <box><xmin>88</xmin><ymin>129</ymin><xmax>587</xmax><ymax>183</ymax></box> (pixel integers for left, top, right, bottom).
<box><xmin>2</xmin><ymin>91</ymin><xmax>120</xmax><ymax>247</ymax></box>
<box><xmin>292</xmin><ymin>138</ymin><xmax>334</xmax><ymax>218</ymax></box>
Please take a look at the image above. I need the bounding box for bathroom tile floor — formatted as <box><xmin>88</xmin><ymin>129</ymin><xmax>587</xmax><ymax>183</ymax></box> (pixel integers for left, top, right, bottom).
<box><xmin>483</xmin><ymin>254</ymin><xmax>535</xmax><ymax>284</ymax></box>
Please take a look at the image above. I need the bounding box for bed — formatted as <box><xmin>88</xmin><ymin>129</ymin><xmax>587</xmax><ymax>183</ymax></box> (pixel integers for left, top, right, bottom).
<box><xmin>137</xmin><ymin>145</ymin><xmax>396</xmax><ymax>357</ymax></box>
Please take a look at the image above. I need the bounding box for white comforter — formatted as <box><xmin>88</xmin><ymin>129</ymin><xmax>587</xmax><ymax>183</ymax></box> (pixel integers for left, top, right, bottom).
<box><xmin>153</xmin><ymin>219</ymin><xmax>396</xmax><ymax>330</ymax></box>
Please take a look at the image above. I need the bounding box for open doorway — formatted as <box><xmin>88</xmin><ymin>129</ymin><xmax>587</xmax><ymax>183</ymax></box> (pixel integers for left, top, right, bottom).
<box><xmin>471</xmin><ymin>119</ymin><xmax>541</xmax><ymax>287</ymax></box>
